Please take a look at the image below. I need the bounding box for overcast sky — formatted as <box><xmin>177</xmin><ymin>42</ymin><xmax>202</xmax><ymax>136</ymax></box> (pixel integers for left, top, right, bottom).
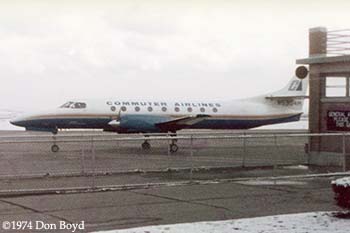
<box><xmin>1</xmin><ymin>0</ymin><xmax>350</xmax><ymax>112</ymax></box>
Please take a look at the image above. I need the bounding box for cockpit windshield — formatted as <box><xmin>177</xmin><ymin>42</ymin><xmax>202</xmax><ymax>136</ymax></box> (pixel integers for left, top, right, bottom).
<box><xmin>60</xmin><ymin>101</ymin><xmax>87</xmax><ymax>109</ymax></box>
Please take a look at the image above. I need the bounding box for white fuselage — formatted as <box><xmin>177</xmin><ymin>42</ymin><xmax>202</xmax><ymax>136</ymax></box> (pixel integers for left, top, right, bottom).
<box><xmin>10</xmin><ymin>76</ymin><xmax>307</xmax><ymax>133</ymax></box>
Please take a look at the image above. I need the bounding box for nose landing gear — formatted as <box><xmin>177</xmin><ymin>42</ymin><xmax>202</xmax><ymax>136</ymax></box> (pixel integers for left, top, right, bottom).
<box><xmin>141</xmin><ymin>140</ymin><xmax>151</xmax><ymax>150</ymax></box>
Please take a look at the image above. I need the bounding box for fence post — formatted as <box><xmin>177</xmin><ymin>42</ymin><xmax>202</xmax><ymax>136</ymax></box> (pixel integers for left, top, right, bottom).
<box><xmin>91</xmin><ymin>136</ymin><xmax>96</xmax><ymax>189</ymax></box>
<box><xmin>167</xmin><ymin>132</ymin><xmax>170</xmax><ymax>156</ymax></box>
<box><xmin>307</xmin><ymin>136</ymin><xmax>311</xmax><ymax>165</ymax></box>
<box><xmin>273</xmin><ymin>134</ymin><xmax>278</xmax><ymax>185</ymax></box>
<box><xmin>343</xmin><ymin>133</ymin><xmax>346</xmax><ymax>172</ymax></box>
<box><xmin>190</xmin><ymin>135</ymin><xmax>194</xmax><ymax>181</ymax></box>
<box><xmin>81</xmin><ymin>147</ymin><xmax>85</xmax><ymax>175</ymax></box>
<box><xmin>242</xmin><ymin>132</ymin><xmax>246</xmax><ymax>168</ymax></box>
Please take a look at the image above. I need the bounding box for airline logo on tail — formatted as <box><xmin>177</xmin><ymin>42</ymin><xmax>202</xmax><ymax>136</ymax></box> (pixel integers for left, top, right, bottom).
<box><xmin>288</xmin><ymin>80</ymin><xmax>302</xmax><ymax>91</ymax></box>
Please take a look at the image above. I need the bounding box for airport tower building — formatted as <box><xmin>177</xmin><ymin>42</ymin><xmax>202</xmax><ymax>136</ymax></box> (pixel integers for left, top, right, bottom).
<box><xmin>297</xmin><ymin>27</ymin><xmax>350</xmax><ymax>170</ymax></box>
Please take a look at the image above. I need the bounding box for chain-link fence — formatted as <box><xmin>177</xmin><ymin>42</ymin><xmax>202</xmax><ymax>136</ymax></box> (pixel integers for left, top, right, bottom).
<box><xmin>0</xmin><ymin>131</ymin><xmax>348</xmax><ymax>192</ymax></box>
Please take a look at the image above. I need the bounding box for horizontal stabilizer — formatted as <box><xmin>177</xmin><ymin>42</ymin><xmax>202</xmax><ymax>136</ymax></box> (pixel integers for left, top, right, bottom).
<box><xmin>265</xmin><ymin>95</ymin><xmax>309</xmax><ymax>100</ymax></box>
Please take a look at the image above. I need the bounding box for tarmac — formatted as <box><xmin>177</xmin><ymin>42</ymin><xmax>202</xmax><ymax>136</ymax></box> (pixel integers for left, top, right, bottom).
<box><xmin>0</xmin><ymin>175</ymin><xmax>341</xmax><ymax>232</ymax></box>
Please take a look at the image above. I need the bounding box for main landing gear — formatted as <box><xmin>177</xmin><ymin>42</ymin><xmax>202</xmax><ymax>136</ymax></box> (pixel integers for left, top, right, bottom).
<box><xmin>141</xmin><ymin>134</ymin><xmax>179</xmax><ymax>153</ymax></box>
<box><xmin>169</xmin><ymin>132</ymin><xmax>179</xmax><ymax>153</ymax></box>
<box><xmin>169</xmin><ymin>141</ymin><xmax>179</xmax><ymax>153</ymax></box>
<box><xmin>51</xmin><ymin>128</ymin><xmax>60</xmax><ymax>153</ymax></box>
<box><xmin>51</xmin><ymin>144</ymin><xmax>60</xmax><ymax>153</ymax></box>
<box><xmin>141</xmin><ymin>140</ymin><xmax>151</xmax><ymax>150</ymax></box>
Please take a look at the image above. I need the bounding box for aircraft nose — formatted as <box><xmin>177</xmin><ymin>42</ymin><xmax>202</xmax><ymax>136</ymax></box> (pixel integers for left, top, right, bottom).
<box><xmin>10</xmin><ymin>119</ymin><xmax>24</xmax><ymax>127</ymax></box>
<box><xmin>10</xmin><ymin>116</ymin><xmax>29</xmax><ymax>127</ymax></box>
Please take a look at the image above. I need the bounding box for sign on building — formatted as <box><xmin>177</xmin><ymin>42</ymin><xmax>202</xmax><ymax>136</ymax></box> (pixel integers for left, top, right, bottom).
<box><xmin>327</xmin><ymin>110</ymin><xmax>350</xmax><ymax>131</ymax></box>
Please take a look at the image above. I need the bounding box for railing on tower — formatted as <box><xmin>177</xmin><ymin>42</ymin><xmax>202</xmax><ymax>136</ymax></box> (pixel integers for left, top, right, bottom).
<box><xmin>327</xmin><ymin>29</ymin><xmax>350</xmax><ymax>56</ymax></box>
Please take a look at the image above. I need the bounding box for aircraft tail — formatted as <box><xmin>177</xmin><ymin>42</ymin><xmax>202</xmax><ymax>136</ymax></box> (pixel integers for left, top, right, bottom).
<box><xmin>243</xmin><ymin>75</ymin><xmax>308</xmax><ymax>113</ymax></box>
<box><xmin>263</xmin><ymin>75</ymin><xmax>309</xmax><ymax>111</ymax></box>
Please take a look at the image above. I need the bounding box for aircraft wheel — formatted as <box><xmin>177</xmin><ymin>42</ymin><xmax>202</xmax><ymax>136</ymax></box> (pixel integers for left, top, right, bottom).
<box><xmin>170</xmin><ymin>144</ymin><xmax>178</xmax><ymax>153</ymax></box>
<box><xmin>142</xmin><ymin>141</ymin><xmax>151</xmax><ymax>150</ymax></box>
<box><xmin>51</xmin><ymin>144</ymin><xmax>59</xmax><ymax>153</ymax></box>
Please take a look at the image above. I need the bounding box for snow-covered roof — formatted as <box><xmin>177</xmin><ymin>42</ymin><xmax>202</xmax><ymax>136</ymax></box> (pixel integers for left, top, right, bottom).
<box><xmin>332</xmin><ymin>176</ymin><xmax>350</xmax><ymax>187</ymax></box>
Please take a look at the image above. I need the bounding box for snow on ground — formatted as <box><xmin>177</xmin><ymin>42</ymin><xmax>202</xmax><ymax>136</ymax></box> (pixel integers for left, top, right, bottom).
<box><xmin>95</xmin><ymin>212</ymin><xmax>349</xmax><ymax>233</ymax></box>
<box><xmin>283</xmin><ymin>165</ymin><xmax>309</xmax><ymax>170</ymax></box>
<box><xmin>332</xmin><ymin>177</ymin><xmax>350</xmax><ymax>187</ymax></box>
<box><xmin>236</xmin><ymin>180</ymin><xmax>307</xmax><ymax>186</ymax></box>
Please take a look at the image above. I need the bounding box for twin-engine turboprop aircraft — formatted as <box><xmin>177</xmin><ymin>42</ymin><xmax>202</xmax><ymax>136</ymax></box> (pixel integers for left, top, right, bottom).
<box><xmin>11</xmin><ymin>70</ymin><xmax>308</xmax><ymax>153</ymax></box>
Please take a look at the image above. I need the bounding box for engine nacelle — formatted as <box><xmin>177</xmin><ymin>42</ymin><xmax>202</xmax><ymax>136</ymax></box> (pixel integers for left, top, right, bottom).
<box><xmin>108</xmin><ymin>120</ymin><xmax>120</xmax><ymax>128</ymax></box>
<box><xmin>107</xmin><ymin>114</ymin><xmax>171</xmax><ymax>133</ymax></box>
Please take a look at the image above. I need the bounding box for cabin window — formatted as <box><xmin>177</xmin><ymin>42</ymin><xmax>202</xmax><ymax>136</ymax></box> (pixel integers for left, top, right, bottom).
<box><xmin>121</xmin><ymin>106</ymin><xmax>127</xmax><ymax>112</ymax></box>
<box><xmin>187</xmin><ymin>107</ymin><xmax>193</xmax><ymax>112</ymax></box>
<box><xmin>200</xmin><ymin>107</ymin><xmax>205</xmax><ymax>113</ymax></box>
<box><xmin>110</xmin><ymin>106</ymin><xmax>116</xmax><ymax>112</ymax></box>
<box><xmin>73</xmin><ymin>102</ymin><xmax>86</xmax><ymax>109</ymax></box>
<box><xmin>212</xmin><ymin>107</ymin><xmax>218</xmax><ymax>113</ymax></box>
<box><xmin>175</xmin><ymin>107</ymin><xmax>180</xmax><ymax>112</ymax></box>
<box><xmin>135</xmin><ymin>106</ymin><xmax>140</xmax><ymax>112</ymax></box>
<box><xmin>148</xmin><ymin>107</ymin><xmax>153</xmax><ymax>112</ymax></box>
<box><xmin>161</xmin><ymin>107</ymin><xmax>167</xmax><ymax>112</ymax></box>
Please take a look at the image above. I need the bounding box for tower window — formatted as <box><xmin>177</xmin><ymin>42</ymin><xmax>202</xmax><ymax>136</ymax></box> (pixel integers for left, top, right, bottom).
<box><xmin>326</xmin><ymin>77</ymin><xmax>348</xmax><ymax>97</ymax></box>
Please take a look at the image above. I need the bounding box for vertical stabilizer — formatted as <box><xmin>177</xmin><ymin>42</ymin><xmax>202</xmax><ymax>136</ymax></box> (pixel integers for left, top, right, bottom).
<box><xmin>263</xmin><ymin>76</ymin><xmax>308</xmax><ymax>112</ymax></box>
<box><xmin>267</xmin><ymin>76</ymin><xmax>308</xmax><ymax>98</ymax></box>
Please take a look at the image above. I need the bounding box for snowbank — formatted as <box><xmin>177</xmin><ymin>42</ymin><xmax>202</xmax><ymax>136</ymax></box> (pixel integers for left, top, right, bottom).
<box><xmin>332</xmin><ymin>177</ymin><xmax>350</xmax><ymax>209</ymax></box>
<box><xmin>95</xmin><ymin>212</ymin><xmax>348</xmax><ymax>233</ymax></box>
<box><xmin>332</xmin><ymin>177</ymin><xmax>350</xmax><ymax>188</ymax></box>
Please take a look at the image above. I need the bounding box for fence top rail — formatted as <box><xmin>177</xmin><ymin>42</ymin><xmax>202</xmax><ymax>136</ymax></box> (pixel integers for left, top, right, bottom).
<box><xmin>0</xmin><ymin>132</ymin><xmax>349</xmax><ymax>144</ymax></box>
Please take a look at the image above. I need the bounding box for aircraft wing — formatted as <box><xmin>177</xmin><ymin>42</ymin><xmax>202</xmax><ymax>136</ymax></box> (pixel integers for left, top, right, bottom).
<box><xmin>155</xmin><ymin>115</ymin><xmax>210</xmax><ymax>131</ymax></box>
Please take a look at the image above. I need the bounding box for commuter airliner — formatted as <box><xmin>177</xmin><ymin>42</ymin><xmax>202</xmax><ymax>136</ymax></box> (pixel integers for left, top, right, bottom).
<box><xmin>11</xmin><ymin>71</ymin><xmax>308</xmax><ymax>152</ymax></box>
